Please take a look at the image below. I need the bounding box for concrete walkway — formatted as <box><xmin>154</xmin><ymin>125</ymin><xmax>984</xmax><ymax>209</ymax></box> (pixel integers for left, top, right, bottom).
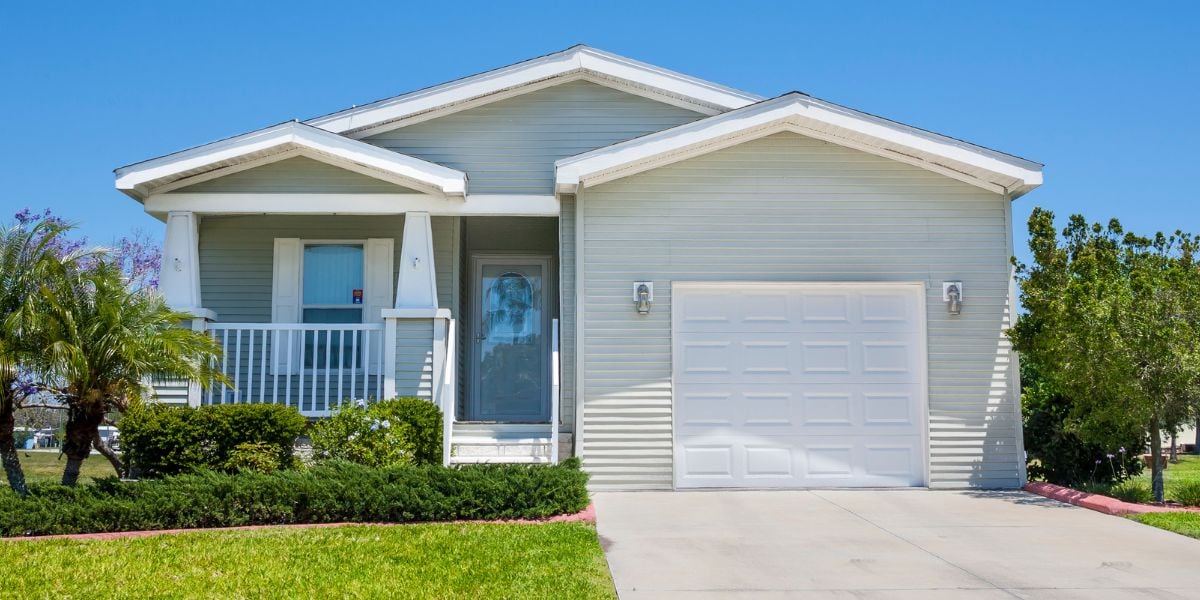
<box><xmin>594</xmin><ymin>490</ymin><xmax>1200</xmax><ymax>599</ymax></box>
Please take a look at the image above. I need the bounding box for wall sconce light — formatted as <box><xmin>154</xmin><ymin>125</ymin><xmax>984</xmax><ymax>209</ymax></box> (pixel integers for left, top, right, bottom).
<box><xmin>633</xmin><ymin>282</ymin><xmax>654</xmax><ymax>315</ymax></box>
<box><xmin>942</xmin><ymin>281</ymin><xmax>963</xmax><ymax>315</ymax></box>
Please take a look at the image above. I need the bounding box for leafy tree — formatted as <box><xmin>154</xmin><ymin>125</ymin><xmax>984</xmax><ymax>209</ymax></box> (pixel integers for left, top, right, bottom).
<box><xmin>1020</xmin><ymin>357</ymin><xmax>1143</xmax><ymax>485</ymax></box>
<box><xmin>1010</xmin><ymin>208</ymin><xmax>1200</xmax><ymax>502</ymax></box>
<box><xmin>0</xmin><ymin>221</ymin><xmax>85</xmax><ymax>495</ymax></box>
<box><xmin>39</xmin><ymin>259</ymin><xmax>226</xmax><ymax>485</ymax></box>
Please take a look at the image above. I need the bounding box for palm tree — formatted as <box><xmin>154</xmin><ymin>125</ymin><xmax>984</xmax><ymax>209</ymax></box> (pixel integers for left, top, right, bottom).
<box><xmin>40</xmin><ymin>259</ymin><xmax>226</xmax><ymax>485</ymax></box>
<box><xmin>0</xmin><ymin>220</ymin><xmax>80</xmax><ymax>495</ymax></box>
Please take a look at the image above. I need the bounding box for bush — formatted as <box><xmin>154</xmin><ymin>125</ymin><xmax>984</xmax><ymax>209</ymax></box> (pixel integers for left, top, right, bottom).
<box><xmin>1108</xmin><ymin>480</ymin><xmax>1153</xmax><ymax>504</ymax></box>
<box><xmin>0</xmin><ymin>458</ymin><xmax>589</xmax><ymax>536</ymax></box>
<box><xmin>119</xmin><ymin>404</ymin><xmax>307</xmax><ymax>477</ymax></box>
<box><xmin>225</xmin><ymin>442</ymin><xmax>283</xmax><ymax>474</ymax></box>
<box><xmin>1021</xmin><ymin>362</ymin><xmax>1143</xmax><ymax>486</ymax></box>
<box><xmin>1170</xmin><ymin>480</ymin><xmax>1200</xmax><ymax>507</ymax></box>
<box><xmin>310</xmin><ymin>398</ymin><xmax>442</xmax><ymax>467</ymax></box>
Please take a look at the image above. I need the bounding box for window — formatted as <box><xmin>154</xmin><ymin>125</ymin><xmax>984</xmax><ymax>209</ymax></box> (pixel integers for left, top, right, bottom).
<box><xmin>302</xmin><ymin>243</ymin><xmax>364</xmax><ymax>368</ymax></box>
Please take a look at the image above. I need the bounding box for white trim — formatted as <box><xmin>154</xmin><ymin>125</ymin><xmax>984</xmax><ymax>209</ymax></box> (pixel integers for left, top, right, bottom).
<box><xmin>381</xmin><ymin>308</ymin><xmax>453</xmax><ymax>319</ymax></box>
<box><xmin>668</xmin><ymin>281</ymin><xmax>932</xmax><ymax>489</ymax></box>
<box><xmin>556</xmin><ymin>94</ymin><xmax>1043</xmax><ymax>198</ymax></box>
<box><xmin>573</xmin><ymin>192</ymin><xmax>586</xmax><ymax>457</ymax></box>
<box><xmin>306</xmin><ymin>46</ymin><xmax>762</xmax><ymax>137</ymax></box>
<box><xmin>115</xmin><ymin>121</ymin><xmax>468</xmax><ymax>200</ymax></box>
<box><xmin>1004</xmin><ymin>194</ymin><xmax>1028</xmax><ymax>484</ymax></box>
<box><xmin>143</xmin><ymin>193</ymin><xmax>559</xmax><ymax>218</ymax></box>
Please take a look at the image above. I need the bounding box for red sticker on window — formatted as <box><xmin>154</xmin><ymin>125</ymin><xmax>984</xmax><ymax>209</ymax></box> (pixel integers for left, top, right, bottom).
<box><xmin>352</xmin><ymin>289</ymin><xmax>363</xmax><ymax>304</ymax></box>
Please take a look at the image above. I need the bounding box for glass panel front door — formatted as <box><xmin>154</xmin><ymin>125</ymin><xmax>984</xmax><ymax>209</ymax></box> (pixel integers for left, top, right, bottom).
<box><xmin>470</xmin><ymin>257</ymin><xmax>550</xmax><ymax>421</ymax></box>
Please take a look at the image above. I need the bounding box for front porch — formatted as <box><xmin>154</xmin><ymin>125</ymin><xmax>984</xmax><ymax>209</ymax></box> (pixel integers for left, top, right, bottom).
<box><xmin>159</xmin><ymin>210</ymin><xmax>569</xmax><ymax>466</ymax></box>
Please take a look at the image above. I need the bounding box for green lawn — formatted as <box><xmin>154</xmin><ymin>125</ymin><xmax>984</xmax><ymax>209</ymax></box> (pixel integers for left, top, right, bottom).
<box><xmin>1134</xmin><ymin>454</ymin><xmax>1200</xmax><ymax>501</ymax></box>
<box><xmin>1131</xmin><ymin>512</ymin><xmax>1200</xmax><ymax>540</ymax></box>
<box><xmin>1</xmin><ymin>451</ymin><xmax>117</xmax><ymax>487</ymax></box>
<box><xmin>0</xmin><ymin>522</ymin><xmax>615</xmax><ymax>599</ymax></box>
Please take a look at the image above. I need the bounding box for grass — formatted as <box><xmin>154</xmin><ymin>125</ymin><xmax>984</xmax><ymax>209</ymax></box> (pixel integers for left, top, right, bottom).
<box><xmin>1134</xmin><ymin>454</ymin><xmax>1200</xmax><ymax>502</ymax></box>
<box><xmin>0</xmin><ymin>522</ymin><xmax>616</xmax><ymax>599</ymax></box>
<box><xmin>1131</xmin><ymin>512</ymin><xmax>1200</xmax><ymax>540</ymax></box>
<box><xmin>0</xmin><ymin>451</ymin><xmax>117</xmax><ymax>487</ymax></box>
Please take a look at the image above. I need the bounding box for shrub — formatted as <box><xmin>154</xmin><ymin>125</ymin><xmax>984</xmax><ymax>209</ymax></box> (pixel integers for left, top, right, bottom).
<box><xmin>1170</xmin><ymin>480</ymin><xmax>1200</xmax><ymax>507</ymax></box>
<box><xmin>1021</xmin><ymin>362</ymin><xmax>1143</xmax><ymax>486</ymax></box>
<box><xmin>0</xmin><ymin>458</ymin><xmax>589</xmax><ymax>536</ymax></box>
<box><xmin>119</xmin><ymin>404</ymin><xmax>307</xmax><ymax>477</ymax></box>
<box><xmin>225</xmin><ymin>442</ymin><xmax>282</xmax><ymax>474</ymax></box>
<box><xmin>309</xmin><ymin>398</ymin><xmax>442</xmax><ymax>467</ymax></box>
<box><xmin>1108</xmin><ymin>480</ymin><xmax>1153</xmax><ymax>504</ymax></box>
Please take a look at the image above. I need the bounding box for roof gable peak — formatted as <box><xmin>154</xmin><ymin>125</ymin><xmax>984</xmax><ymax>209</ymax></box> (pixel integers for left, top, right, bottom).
<box><xmin>305</xmin><ymin>45</ymin><xmax>762</xmax><ymax>138</ymax></box>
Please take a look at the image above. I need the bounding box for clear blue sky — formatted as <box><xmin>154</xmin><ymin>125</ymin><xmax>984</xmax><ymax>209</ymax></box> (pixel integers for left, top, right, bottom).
<box><xmin>2</xmin><ymin>1</ymin><xmax>1196</xmax><ymax>266</ymax></box>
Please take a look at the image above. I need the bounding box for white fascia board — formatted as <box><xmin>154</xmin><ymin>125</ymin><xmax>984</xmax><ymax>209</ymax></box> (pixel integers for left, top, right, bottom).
<box><xmin>556</xmin><ymin>94</ymin><xmax>1044</xmax><ymax>196</ymax></box>
<box><xmin>115</xmin><ymin>122</ymin><xmax>467</xmax><ymax>200</ymax></box>
<box><xmin>143</xmin><ymin>193</ymin><xmax>559</xmax><ymax>218</ymax></box>
<box><xmin>306</xmin><ymin>46</ymin><xmax>762</xmax><ymax>136</ymax></box>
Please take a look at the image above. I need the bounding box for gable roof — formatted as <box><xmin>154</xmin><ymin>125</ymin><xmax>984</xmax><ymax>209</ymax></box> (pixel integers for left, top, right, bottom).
<box><xmin>555</xmin><ymin>92</ymin><xmax>1044</xmax><ymax>198</ymax></box>
<box><xmin>114</xmin><ymin>121</ymin><xmax>468</xmax><ymax>200</ymax></box>
<box><xmin>305</xmin><ymin>45</ymin><xmax>763</xmax><ymax>138</ymax></box>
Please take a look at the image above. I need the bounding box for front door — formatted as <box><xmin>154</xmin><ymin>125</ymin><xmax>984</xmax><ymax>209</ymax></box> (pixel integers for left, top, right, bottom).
<box><xmin>469</xmin><ymin>255</ymin><xmax>551</xmax><ymax>421</ymax></box>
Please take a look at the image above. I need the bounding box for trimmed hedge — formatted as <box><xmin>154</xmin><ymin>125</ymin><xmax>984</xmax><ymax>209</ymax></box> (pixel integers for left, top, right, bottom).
<box><xmin>0</xmin><ymin>459</ymin><xmax>589</xmax><ymax>537</ymax></box>
<box><xmin>119</xmin><ymin>404</ymin><xmax>307</xmax><ymax>477</ymax></box>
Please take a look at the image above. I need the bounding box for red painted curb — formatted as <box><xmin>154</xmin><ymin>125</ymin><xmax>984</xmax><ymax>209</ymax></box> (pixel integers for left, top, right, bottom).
<box><xmin>1022</xmin><ymin>482</ymin><xmax>1195</xmax><ymax>516</ymax></box>
<box><xmin>3</xmin><ymin>503</ymin><xmax>596</xmax><ymax>542</ymax></box>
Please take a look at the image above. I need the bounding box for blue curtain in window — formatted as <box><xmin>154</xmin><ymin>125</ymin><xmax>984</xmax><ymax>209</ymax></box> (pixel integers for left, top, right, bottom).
<box><xmin>303</xmin><ymin>245</ymin><xmax>363</xmax><ymax>305</ymax></box>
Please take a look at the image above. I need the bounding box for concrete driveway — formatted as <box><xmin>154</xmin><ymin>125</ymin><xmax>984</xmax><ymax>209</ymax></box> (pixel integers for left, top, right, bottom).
<box><xmin>594</xmin><ymin>490</ymin><xmax>1200</xmax><ymax>599</ymax></box>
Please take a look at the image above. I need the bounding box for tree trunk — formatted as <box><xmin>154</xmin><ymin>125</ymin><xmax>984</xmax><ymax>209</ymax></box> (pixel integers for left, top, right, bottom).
<box><xmin>0</xmin><ymin>386</ymin><xmax>27</xmax><ymax>496</ymax></box>
<box><xmin>1150</xmin><ymin>421</ymin><xmax>1165</xmax><ymax>503</ymax></box>
<box><xmin>91</xmin><ymin>430</ymin><xmax>124</xmax><ymax>478</ymax></box>
<box><xmin>61</xmin><ymin>405</ymin><xmax>104</xmax><ymax>486</ymax></box>
<box><xmin>1170</xmin><ymin>431</ymin><xmax>1178</xmax><ymax>462</ymax></box>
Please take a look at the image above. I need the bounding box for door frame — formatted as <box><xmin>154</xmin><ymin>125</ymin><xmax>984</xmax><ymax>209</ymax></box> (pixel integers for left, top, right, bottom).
<box><xmin>466</xmin><ymin>253</ymin><xmax>554</xmax><ymax>422</ymax></box>
<box><xmin>669</xmin><ymin>281</ymin><xmax>931</xmax><ymax>489</ymax></box>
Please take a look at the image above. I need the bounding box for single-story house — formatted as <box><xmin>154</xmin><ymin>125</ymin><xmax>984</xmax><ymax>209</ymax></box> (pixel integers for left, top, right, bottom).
<box><xmin>115</xmin><ymin>46</ymin><xmax>1042</xmax><ymax>490</ymax></box>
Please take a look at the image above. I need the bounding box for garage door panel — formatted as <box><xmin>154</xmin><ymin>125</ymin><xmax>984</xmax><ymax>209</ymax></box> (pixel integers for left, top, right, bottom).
<box><xmin>676</xmin><ymin>382</ymin><xmax>922</xmax><ymax>437</ymax></box>
<box><xmin>677</xmin><ymin>332</ymin><xmax>919</xmax><ymax>384</ymax></box>
<box><xmin>675</xmin><ymin>435</ymin><xmax>924</xmax><ymax>488</ymax></box>
<box><xmin>676</xmin><ymin>286</ymin><xmax>920</xmax><ymax>334</ymax></box>
<box><xmin>673</xmin><ymin>283</ymin><xmax>926</xmax><ymax>489</ymax></box>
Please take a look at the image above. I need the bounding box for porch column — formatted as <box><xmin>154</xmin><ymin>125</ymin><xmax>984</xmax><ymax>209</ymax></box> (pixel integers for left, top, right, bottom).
<box><xmin>383</xmin><ymin>211</ymin><xmax>442</xmax><ymax>400</ymax></box>
<box><xmin>395</xmin><ymin>211</ymin><xmax>438</xmax><ymax>309</ymax></box>
<box><xmin>161</xmin><ymin>211</ymin><xmax>213</xmax><ymax>407</ymax></box>
<box><xmin>160</xmin><ymin>211</ymin><xmax>203</xmax><ymax>312</ymax></box>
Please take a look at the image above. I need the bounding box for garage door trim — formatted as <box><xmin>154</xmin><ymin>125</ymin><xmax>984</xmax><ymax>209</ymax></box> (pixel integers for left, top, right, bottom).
<box><xmin>670</xmin><ymin>281</ymin><xmax>931</xmax><ymax>489</ymax></box>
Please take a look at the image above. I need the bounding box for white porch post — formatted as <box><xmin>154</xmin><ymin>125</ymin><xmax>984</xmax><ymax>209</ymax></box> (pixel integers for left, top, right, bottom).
<box><xmin>160</xmin><ymin>211</ymin><xmax>203</xmax><ymax>312</ymax></box>
<box><xmin>161</xmin><ymin>211</ymin><xmax>213</xmax><ymax>407</ymax></box>
<box><xmin>395</xmin><ymin>211</ymin><xmax>438</xmax><ymax>309</ymax></box>
<box><xmin>382</xmin><ymin>211</ymin><xmax>441</xmax><ymax>400</ymax></box>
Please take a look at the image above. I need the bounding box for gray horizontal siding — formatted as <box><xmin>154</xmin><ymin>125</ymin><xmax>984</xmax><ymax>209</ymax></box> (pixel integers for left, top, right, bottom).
<box><xmin>395</xmin><ymin>319</ymin><xmax>434</xmax><ymax>399</ymax></box>
<box><xmin>198</xmin><ymin>215</ymin><xmax>455</xmax><ymax>323</ymax></box>
<box><xmin>579</xmin><ymin>132</ymin><xmax>1020</xmax><ymax>491</ymax></box>
<box><xmin>173</xmin><ymin>156</ymin><xmax>414</xmax><ymax>194</ymax></box>
<box><xmin>363</xmin><ymin>80</ymin><xmax>704</xmax><ymax>194</ymax></box>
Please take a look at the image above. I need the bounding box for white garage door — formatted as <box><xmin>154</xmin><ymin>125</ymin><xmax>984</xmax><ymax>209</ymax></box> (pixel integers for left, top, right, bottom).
<box><xmin>673</xmin><ymin>283</ymin><xmax>927</xmax><ymax>488</ymax></box>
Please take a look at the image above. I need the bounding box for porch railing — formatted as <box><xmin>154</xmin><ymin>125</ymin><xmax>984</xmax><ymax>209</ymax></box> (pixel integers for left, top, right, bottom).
<box><xmin>206</xmin><ymin>322</ymin><xmax>386</xmax><ymax>416</ymax></box>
